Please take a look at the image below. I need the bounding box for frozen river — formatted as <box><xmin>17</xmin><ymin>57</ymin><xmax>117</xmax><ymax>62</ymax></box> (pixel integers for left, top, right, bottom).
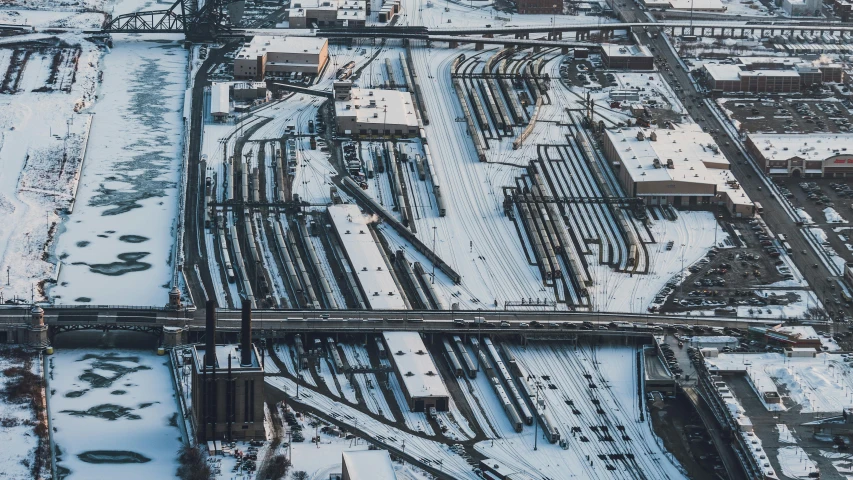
<box><xmin>47</xmin><ymin>334</ymin><xmax>183</xmax><ymax>480</ymax></box>
<box><xmin>50</xmin><ymin>36</ymin><xmax>187</xmax><ymax>306</ymax></box>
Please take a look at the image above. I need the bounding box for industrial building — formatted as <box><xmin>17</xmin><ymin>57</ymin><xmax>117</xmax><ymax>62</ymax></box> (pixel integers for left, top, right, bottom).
<box><xmin>191</xmin><ymin>302</ymin><xmax>266</xmax><ymax>441</ymax></box>
<box><xmin>231</xmin><ymin>81</ymin><xmax>268</xmax><ymax>100</ymax></box>
<box><xmin>287</xmin><ymin>0</ymin><xmax>367</xmax><ymax>28</ymax></box>
<box><xmin>515</xmin><ymin>0</ymin><xmax>561</xmax><ymax>14</ymax></box>
<box><xmin>327</xmin><ymin>204</ymin><xmax>407</xmax><ymax>309</ymax></box>
<box><xmin>781</xmin><ymin>0</ymin><xmax>820</xmax><ymax>16</ymax></box>
<box><xmin>602</xmin><ymin>124</ymin><xmax>755</xmax><ymax>216</ymax></box>
<box><xmin>382</xmin><ymin>331</ymin><xmax>450</xmax><ymax>412</ymax></box>
<box><xmin>233</xmin><ymin>36</ymin><xmax>329</xmax><ymax>80</ymax></box>
<box><xmin>702</xmin><ymin>59</ymin><xmax>841</xmax><ymax>93</ymax></box>
<box><xmin>600</xmin><ymin>44</ymin><xmax>654</xmax><ymax>70</ymax></box>
<box><xmin>642</xmin><ymin>0</ymin><xmax>725</xmax><ymax>11</ymax></box>
<box><xmin>333</xmin><ymin>81</ymin><xmax>419</xmax><ymax>137</ymax></box>
<box><xmin>745</xmin><ymin>133</ymin><xmax>853</xmax><ymax>177</ymax></box>
<box><xmin>210</xmin><ymin>82</ymin><xmax>230</xmax><ymax>122</ymax></box>
<box><xmin>341</xmin><ymin>450</ymin><xmax>397</xmax><ymax>480</ymax></box>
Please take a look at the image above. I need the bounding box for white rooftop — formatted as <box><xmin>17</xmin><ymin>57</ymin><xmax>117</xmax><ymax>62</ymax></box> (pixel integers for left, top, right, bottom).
<box><xmin>704</xmin><ymin>64</ymin><xmax>743</xmax><ymax>82</ymax></box>
<box><xmin>335</xmin><ymin>88</ymin><xmax>419</xmax><ymax>129</ymax></box>
<box><xmin>667</xmin><ymin>0</ymin><xmax>725</xmax><ymax>10</ymax></box>
<box><xmin>774</xmin><ymin>325</ymin><xmax>819</xmax><ymax>340</ymax></box>
<box><xmin>327</xmin><ymin>204</ymin><xmax>406</xmax><ymax>309</ymax></box>
<box><xmin>193</xmin><ymin>345</ymin><xmax>261</xmax><ymax>371</ymax></box>
<box><xmin>236</xmin><ymin>36</ymin><xmax>327</xmax><ymax>60</ymax></box>
<box><xmin>383</xmin><ymin>331</ymin><xmax>450</xmax><ymax>400</ymax></box>
<box><xmin>342</xmin><ymin>450</ymin><xmax>397</xmax><ymax>480</ymax></box>
<box><xmin>211</xmin><ymin>82</ymin><xmax>229</xmax><ymax>116</ymax></box>
<box><xmin>749</xmin><ymin>133</ymin><xmax>853</xmax><ymax>162</ymax></box>
<box><xmin>607</xmin><ymin>124</ymin><xmax>730</xmax><ymax>184</ymax></box>
<box><xmin>600</xmin><ymin>43</ymin><xmax>653</xmax><ymax>58</ymax></box>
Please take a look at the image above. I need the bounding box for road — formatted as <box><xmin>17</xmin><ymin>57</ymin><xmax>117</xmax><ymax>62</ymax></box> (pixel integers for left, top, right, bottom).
<box><xmin>613</xmin><ymin>0</ymin><xmax>842</xmax><ymax>331</ymax></box>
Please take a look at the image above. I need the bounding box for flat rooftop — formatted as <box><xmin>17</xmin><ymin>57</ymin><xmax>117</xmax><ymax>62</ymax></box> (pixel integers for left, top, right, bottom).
<box><xmin>335</xmin><ymin>88</ymin><xmax>419</xmax><ymax>129</ymax></box>
<box><xmin>704</xmin><ymin>64</ymin><xmax>743</xmax><ymax>82</ymax></box>
<box><xmin>383</xmin><ymin>331</ymin><xmax>450</xmax><ymax>400</ymax></box>
<box><xmin>600</xmin><ymin>43</ymin><xmax>653</xmax><ymax>58</ymax></box>
<box><xmin>236</xmin><ymin>36</ymin><xmax>327</xmax><ymax>60</ymax></box>
<box><xmin>193</xmin><ymin>344</ymin><xmax>261</xmax><ymax>372</ymax></box>
<box><xmin>327</xmin><ymin>204</ymin><xmax>407</xmax><ymax>310</ymax></box>
<box><xmin>748</xmin><ymin>133</ymin><xmax>853</xmax><ymax>161</ymax></box>
<box><xmin>342</xmin><ymin>450</ymin><xmax>396</xmax><ymax>480</ymax></box>
<box><xmin>607</xmin><ymin>124</ymin><xmax>730</xmax><ymax>184</ymax></box>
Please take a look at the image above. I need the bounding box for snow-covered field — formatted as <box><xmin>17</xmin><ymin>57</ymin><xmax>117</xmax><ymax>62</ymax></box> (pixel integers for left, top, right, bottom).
<box><xmin>0</xmin><ymin>348</ymin><xmax>43</xmax><ymax>480</ymax></box>
<box><xmin>47</xmin><ymin>347</ymin><xmax>183</xmax><ymax>480</ymax></box>
<box><xmin>50</xmin><ymin>36</ymin><xmax>188</xmax><ymax>306</ymax></box>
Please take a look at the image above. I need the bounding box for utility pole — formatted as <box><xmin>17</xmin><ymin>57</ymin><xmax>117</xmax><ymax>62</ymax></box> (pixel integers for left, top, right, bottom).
<box><xmin>533</xmin><ymin>386</ymin><xmax>539</xmax><ymax>451</ymax></box>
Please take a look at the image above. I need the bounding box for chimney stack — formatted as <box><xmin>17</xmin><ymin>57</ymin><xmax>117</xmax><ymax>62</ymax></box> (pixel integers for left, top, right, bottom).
<box><xmin>205</xmin><ymin>300</ymin><xmax>216</xmax><ymax>367</ymax></box>
<box><xmin>241</xmin><ymin>299</ymin><xmax>253</xmax><ymax>366</ymax></box>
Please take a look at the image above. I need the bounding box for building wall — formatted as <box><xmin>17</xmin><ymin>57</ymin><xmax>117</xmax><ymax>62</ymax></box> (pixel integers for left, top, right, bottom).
<box><xmin>517</xmin><ymin>0</ymin><xmax>561</xmax><ymax>14</ymax></box>
<box><xmin>234</xmin><ymin>42</ymin><xmax>329</xmax><ymax>79</ymax></box>
<box><xmin>603</xmin><ymin>53</ymin><xmax>654</xmax><ymax>70</ymax></box>
<box><xmin>335</xmin><ymin>115</ymin><xmax>418</xmax><ymax>136</ymax></box>
<box><xmin>191</xmin><ymin>360</ymin><xmax>266</xmax><ymax>441</ymax></box>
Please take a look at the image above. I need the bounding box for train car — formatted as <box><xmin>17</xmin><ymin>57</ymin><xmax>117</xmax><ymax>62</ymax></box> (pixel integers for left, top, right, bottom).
<box><xmin>225</xmin><ymin>162</ymin><xmax>234</xmax><ymax>201</ymax></box>
<box><xmin>375</xmin><ymin>336</ymin><xmax>387</xmax><ymax>360</ymax></box>
<box><xmin>484</xmin><ymin>338</ymin><xmax>533</xmax><ymax>425</ymax></box>
<box><xmin>434</xmin><ymin>186</ymin><xmax>446</xmax><ymax>217</ymax></box>
<box><xmin>627</xmin><ymin>244</ymin><xmax>638</xmax><ymax>267</ymax></box>
<box><xmin>538</xmin><ymin>406</ymin><xmax>560</xmax><ymax>443</ymax></box>
<box><xmin>241</xmin><ymin>165</ymin><xmax>249</xmax><ymax>202</ymax></box>
<box><xmin>443</xmin><ymin>338</ymin><xmax>463</xmax><ymax>378</ymax></box>
<box><xmin>204</xmin><ymin>195</ymin><xmax>212</xmax><ymax>229</ymax></box>
<box><xmin>327</xmin><ymin>337</ymin><xmax>344</xmax><ymax>373</ymax></box>
<box><xmin>294</xmin><ymin>334</ymin><xmax>308</xmax><ymax>369</ymax></box>
<box><xmin>219</xmin><ymin>229</ymin><xmax>235</xmax><ymax>283</ymax></box>
<box><xmin>453</xmin><ymin>335</ymin><xmax>477</xmax><ymax>378</ymax></box>
<box><xmin>472</xmin><ymin>338</ymin><xmax>523</xmax><ymax>432</ymax></box>
<box><xmin>415</xmin><ymin>154</ymin><xmax>426</xmax><ymax>181</ymax></box>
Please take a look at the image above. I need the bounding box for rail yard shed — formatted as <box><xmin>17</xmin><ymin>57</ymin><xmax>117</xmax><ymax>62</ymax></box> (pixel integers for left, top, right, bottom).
<box><xmin>327</xmin><ymin>204</ymin><xmax>407</xmax><ymax>309</ymax></box>
<box><xmin>210</xmin><ymin>82</ymin><xmax>230</xmax><ymax>121</ymax></box>
<box><xmin>382</xmin><ymin>331</ymin><xmax>450</xmax><ymax>412</ymax></box>
<box><xmin>602</xmin><ymin>124</ymin><xmax>755</xmax><ymax>216</ymax></box>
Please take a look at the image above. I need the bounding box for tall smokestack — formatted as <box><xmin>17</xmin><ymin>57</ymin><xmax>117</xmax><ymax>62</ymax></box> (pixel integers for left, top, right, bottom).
<box><xmin>241</xmin><ymin>299</ymin><xmax>253</xmax><ymax>366</ymax></box>
<box><xmin>206</xmin><ymin>300</ymin><xmax>216</xmax><ymax>367</ymax></box>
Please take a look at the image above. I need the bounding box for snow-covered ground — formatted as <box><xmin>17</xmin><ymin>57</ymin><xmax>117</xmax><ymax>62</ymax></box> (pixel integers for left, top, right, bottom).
<box><xmin>47</xmin><ymin>347</ymin><xmax>183</xmax><ymax>480</ymax></box>
<box><xmin>50</xmin><ymin>36</ymin><xmax>188</xmax><ymax>306</ymax></box>
<box><xmin>0</xmin><ymin>348</ymin><xmax>43</xmax><ymax>480</ymax></box>
<box><xmin>707</xmin><ymin>353</ymin><xmax>853</xmax><ymax>414</ymax></box>
<box><xmin>0</xmin><ymin>39</ymin><xmax>100</xmax><ymax>303</ymax></box>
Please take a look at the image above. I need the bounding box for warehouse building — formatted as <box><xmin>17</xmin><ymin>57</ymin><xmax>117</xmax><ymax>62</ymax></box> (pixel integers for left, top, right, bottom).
<box><xmin>642</xmin><ymin>0</ymin><xmax>725</xmax><ymax>11</ymax></box>
<box><xmin>382</xmin><ymin>331</ymin><xmax>450</xmax><ymax>412</ymax></box>
<box><xmin>602</xmin><ymin>124</ymin><xmax>755</xmax><ymax>216</ymax></box>
<box><xmin>287</xmin><ymin>0</ymin><xmax>367</xmax><ymax>28</ymax></box>
<box><xmin>333</xmin><ymin>81</ymin><xmax>419</xmax><ymax>137</ymax></box>
<box><xmin>234</xmin><ymin>36</ymin><xmax>329</xmax><ymax>80</ymax></box>
<box><xmin>781</xmin><ymin>0</ymin><xmax>820</xmax><ymax>16</ymax></box>
<box><xmin>746</xmin><ymin>133</ymin><xmax>853</xmax><ymax>177</ymax></box>
<box><xmin>342</xmin><ymin>450</ymin><xmax>397</xmax><ymax>480</ymax></box>
<box><xmin>600</xmin><ymin>44</ymin><xmax>654</xmax><ymax>70</ymax></box>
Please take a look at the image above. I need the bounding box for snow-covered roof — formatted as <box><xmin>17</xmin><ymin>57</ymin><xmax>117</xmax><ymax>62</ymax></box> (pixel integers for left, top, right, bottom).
<box><xmin>667</xmin><ymin>0</ymin><xmax>725</xmax><ymax>10</ymax></box>
<box><xmin>748</xmin><ymin>133</ymin><xmax>853</xmax><ymax>161</ymax></box>
<box><xmin>600</xmin><ymin>43</ymin><xmax>652</xmax><ymax>59</ymax></box>
<box><xmin>704</xmin><ymin>64</ymin><xmax>742</xmax><ymax>82</ymax></box>
<box><xmin>193</xmin><ymin>345</ymin><xmax>261</xmax><ymax>371</ymax></box>
<box><xmin>327</xmin><ymin>204</ymin><xmax>406</xmax><ymax>309</ymax></box>
<box><xmin>383</xmin><ymin>331</ymin><xmax>449</xmax><ymax>400</ymax></box>
<box><xmin>211</xmin><ymin>82</ymin><xmax>229</xmax><ymax>116</ymax></box>
<box><xmin>342</xmin><ymin>450</ymin><xmax>397</xmax><ymax>480</ymax></box>
<box><xmin>774</xmin><ymin>325</ymin><xmax>819</xmax><ymax>340</ymax></box>
<box><xmin>606</xmin><ymin>124</ymin><xmax>730</xmax><ymax>184</ymax></box>
<box><xmin>335</xmin><ymin>88</ymin><xmax>419</xmax><ymax>129</ymax></box>
<box><xmin>236</xmin><ymin>36</ymin><xmax>327</xmax><ymax>60</ymax></box>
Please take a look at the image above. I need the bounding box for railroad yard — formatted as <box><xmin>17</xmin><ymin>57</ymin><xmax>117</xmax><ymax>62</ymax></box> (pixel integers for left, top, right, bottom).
<box><xmin>5</xmin><ymin>0</ymin><xmax>853</xmax><ymax>473</ymax></box>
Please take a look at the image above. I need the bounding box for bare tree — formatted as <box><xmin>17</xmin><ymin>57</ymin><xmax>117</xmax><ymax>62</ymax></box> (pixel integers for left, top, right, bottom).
<box><xmin>291</xmin><ymin>471</ymin><xmax>309</xmax><ymax>480</ymax></box>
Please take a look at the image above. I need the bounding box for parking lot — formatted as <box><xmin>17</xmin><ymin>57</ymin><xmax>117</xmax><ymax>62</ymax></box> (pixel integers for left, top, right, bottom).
<box><xmin>721</xmin><ymin>97</ymin><xmax>853</xmax><ymax>134</ymax></box>
<box><xmin>656</xmin><ymin>215</ymin><xmax>796</xmax><ymax>314</ymax></box>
